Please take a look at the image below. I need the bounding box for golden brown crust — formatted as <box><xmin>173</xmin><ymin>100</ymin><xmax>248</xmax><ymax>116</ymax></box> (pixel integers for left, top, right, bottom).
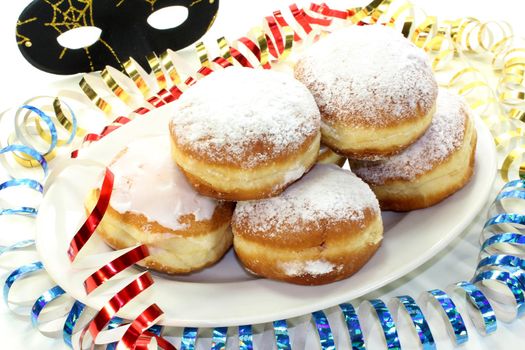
<box><xmin>171</xmin><ymin>132</ymin><xmax>321</xmax><ymax>201</ymax></box>
<box><xmin>320</xmin><ymin>107</ymin><xmax>434</xmax><ymax>161</ymax></box>
<box><xmin>90</xmin><ymin>189</ymin><xmax>234</xmax><ymax>238</ymax></box>
<box><xmin>177</xmin><ymin>165</ymin><xmax>314</xmax><ymax>201</ymax></box>
<box><xmin>86</xmin><ymin>189</ymin><xmax>234</xmax><ymax>274</ymax></box>
<box><xmin>169</xmin><ymin>120</ymin><xmax>319</xmax><ymax>168</ymax></box>
<box><xmin>233</xmin><ymin>214</ymin><xmax>383</xmax><ymax>285</ymax></box>
<box><xmin>96</xmin><ymin>217</ymin><xmax>233</xmax><ymax>274</ymax></box>
<box><xmin>374</xmin><ymin>128</ymin><xmax>477</xmax><ymax>211</ymax></box>
<box><xmin>233</xmin><ymin>208</ymin><xmax>378</xmax><ymax>249</ymax></box>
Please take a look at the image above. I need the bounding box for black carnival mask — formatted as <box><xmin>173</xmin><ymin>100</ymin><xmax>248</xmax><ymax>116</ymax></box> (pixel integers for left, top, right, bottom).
<box><xmin>16</xmin><ymin>0</ymin><xmax>219</xmax><ymax>75</ymax></box>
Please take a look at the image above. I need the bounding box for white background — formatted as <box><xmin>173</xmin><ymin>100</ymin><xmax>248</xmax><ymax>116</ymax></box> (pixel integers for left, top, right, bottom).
<box><xmin>1</xmin><ymin>0</ymin><xmax>525</xmax><ymax>349</ymax></box>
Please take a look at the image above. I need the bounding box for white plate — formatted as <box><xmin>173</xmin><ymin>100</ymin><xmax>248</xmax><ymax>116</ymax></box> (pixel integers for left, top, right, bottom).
<box><xmin>36</xmin><ymin>102</ymin><xmax>496</xmax><ymax>327</ymax></box>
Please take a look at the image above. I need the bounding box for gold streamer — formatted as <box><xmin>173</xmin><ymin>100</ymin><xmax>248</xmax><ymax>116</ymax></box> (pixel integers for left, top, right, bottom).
<box><xmin>71</xmin><ymin>0</ymin><xmax>525</xmax><ymax>180</ymax></box>
<box><xmin>146</xmin><ymin>53</ymin><xmax>168</xmax><ymax>90</ymax></box>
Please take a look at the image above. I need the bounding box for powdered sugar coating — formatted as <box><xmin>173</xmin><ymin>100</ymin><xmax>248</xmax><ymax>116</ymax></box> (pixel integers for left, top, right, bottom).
<box><xmin>280</xmin><ymin>260</ymin><xmax>338</xmax><ymax>277</ymax></box>
<box><xmin>233</xmin><ymin>164</ymin><xmax>380</xmax><ymax>235</ymax></box>
<box><xmin>352</xmin><ymin>89</ymin><xmax>469</xmax><ymax>184</ymax></box>
<box><xmin>295</xmin><ymin>25</ymin><xmax>437</xmax><ymax>126</ymax></box>
<box><xmin>170</xmin><ymin>67</ymin><xmax>321</xmax><ymax>168</ymax></box>
<box><xmin>109</xmin><ymin>136</ymin><xmax>218</xmax><ymax>230</ymax></box>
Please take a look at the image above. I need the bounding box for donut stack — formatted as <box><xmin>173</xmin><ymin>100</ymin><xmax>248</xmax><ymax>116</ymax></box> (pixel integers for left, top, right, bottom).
<box><xmin>93</xmin><ymin>25</ymin><xmax>476</xmax><ymax>286</ymax></box>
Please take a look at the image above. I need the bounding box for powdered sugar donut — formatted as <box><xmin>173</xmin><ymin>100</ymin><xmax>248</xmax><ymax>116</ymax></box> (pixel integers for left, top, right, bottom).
<box><xmin>350</xmin><ymin>90</ymin><xmax>477</xmax><ymax>211</ymax></box>
<box><xmin>169</xmin><ymin>67</ymin><xmax>321</xmax><ymax>201</ymax></box>
<box><xmin>294</xmin><ymin>25</ymin><xmax>438</xmax><ymax>160</ymax></box>
<box><xmin>232</xmin><ymin>164</ymin><xmax>383</xmax><ymax>285</ymax></box>
<box><xmin>87</xmin><ymin>136</ymin><xmax>235</xmax><ymax>274</ymax></box>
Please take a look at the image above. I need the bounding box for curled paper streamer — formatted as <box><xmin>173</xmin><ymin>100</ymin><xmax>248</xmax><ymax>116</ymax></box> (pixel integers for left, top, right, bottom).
<box><xmin>1</xmin><ymin>1</ymin><xmax>525</xmax><ymax>349</ymax></box>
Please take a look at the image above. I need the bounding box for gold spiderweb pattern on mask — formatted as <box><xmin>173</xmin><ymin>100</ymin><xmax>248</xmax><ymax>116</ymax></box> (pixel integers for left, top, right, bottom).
<box><xmin>41</xmin><ymin>0</ymin><xmax>121</xmax><ymax>70</ymax></box>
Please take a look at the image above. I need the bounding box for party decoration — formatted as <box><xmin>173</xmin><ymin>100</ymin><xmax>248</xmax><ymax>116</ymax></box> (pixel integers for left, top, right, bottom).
<box><xmin>1</xmin><ymin>1</ymin><xmax>525</xmax><ymax>349</ymax></box>
<box><xmin>16</xmin><ymin>0</ymin><xmax>219</xmax><ymax>74</ymax></box>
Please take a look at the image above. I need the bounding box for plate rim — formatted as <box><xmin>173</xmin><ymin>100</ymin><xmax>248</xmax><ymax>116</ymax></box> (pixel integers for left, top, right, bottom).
<box><xmin>36</xmin><ymin>109</ymin><xmax>497</xmax><ymax>327</ymax></box>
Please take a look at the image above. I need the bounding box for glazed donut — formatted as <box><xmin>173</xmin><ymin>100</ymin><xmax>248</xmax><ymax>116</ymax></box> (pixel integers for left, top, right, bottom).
<box><xmin>317</xmin><ymin>144</ymin><xmax>346</xmax><ymax>167</ymax></box>
<box><xmin>169</xmin><ymin>67</ymin><xmax>321</xmax><ymax>201</ymax></box>
<box><xmin>88</xmin><ymin>136</ymin><xmax>235</xmax><ymax>274</ymax></box>
<box><xmin>232</xmin><ymin>164</ymin><xmax>383</xmax><ymax>285</ymax></box>
<box><xmin>350</xmin><ymin>89</ymin><xmax>477</xmax><ymax>211</ymax></box>
<box><xmin>294</xmin><ymin>24</ymin><xmax>438</xmax><ymax>160</ymax></box>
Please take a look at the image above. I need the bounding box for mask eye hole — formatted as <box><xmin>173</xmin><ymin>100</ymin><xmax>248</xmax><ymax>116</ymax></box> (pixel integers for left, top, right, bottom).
<box><xmin>56</xmin><ymin>26</ymin><xmax>102</xmax><ymax>49</ymax></box>
<box><xmin>147</xmin><ymin>5</ymin><xmax>189</xmax><ymax>30</ymax></box>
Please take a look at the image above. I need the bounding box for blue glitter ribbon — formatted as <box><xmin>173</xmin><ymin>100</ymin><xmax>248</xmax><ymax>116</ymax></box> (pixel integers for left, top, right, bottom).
<box><xmin>105</xmin><ymin>317</ymin><xmax>124</xmax><ymax>350</ymax></box>
<box><xmin>211</xmin><ymin>327</ymin><xmax>228</xmax><ymax>350</ymax></box>
<box><xmin>502</xmin><ymin>179</ymin><xmax>525</xmax><ymax>190</ymax></box>
<box><xmin>484</xmin><ymin>213</ymin><xmax>525</xmax><ymax>232</ymax></box>
<box><xmin>3</xmin><ymin>261</ymin><xmax>44</xmax><ymax>306</ymax></box>
<box><xmin>450</xmin><ymin>282</ymin><xmax>497</xmax><ymax>335</ymax></box>
<box><xmin>339</xmin><ymin>303</ymin><xmax>365</xmax><ymax>350</ymax></box>
<box><xmin>31</xmin><ymin>285</ymin><xmax>67</xmax><ymax>327</ymax></box>
<box><xmin>477</xmin><ymin>254</ymin><xmax>525</xmax><ymax>271</ymax></box>
<box><xmin>180</xmin><ymin>327</ymin><xmax>198</xmax><ymax>350</ymax></box>
<box><xmin>390</xmin><ymin>295</ymin><xmax>435</xmax><ymax>350</ymax></box>
<box><xmin>63</xmin><ymin>300</ymin><xmax>87</xmax><ymax>348</ymax></box>
<box><xmin>273</xmin><ymin>319</ymin><xmax>291</xmax><ymax>350</ymax></box>
<box><xmin>362</xmin><ymin>299</ymin><xmax>401</xmax><ymax>350</ymax></box>
<box><xmin>311</xmin><ymin>310</ymin><xmax>335</xmax><ymax>350</ymax></box>
<box><xmin>239</xmin><ymin>325</ymin><xmax>253</xmax><ymax>350</ymax></box>
<box><xmin>472</xmin><ymin>270</ymin><xmax>525</xmax><ymax>316</ymax></box>
<box><xmin>0</xmin><ymin>178</ymin><xmax>43</xmax><ymax>193</ymax></box>
<box><xmin>426</xmin><ymin>289</ymin><xmax>468</xmax><ymax>345</ymax></box>
<box><xmin>0</xmin><ymin>240</ymin><xmax>35</xmax><ymax>256</ymax></box>
<box><xmin>0</xmin><ymin>144</ymin><xmax>48</xmax><ymax>177</ymax></box>
<box><xmin>0</xmin><ymin>178</ymin><xmax>44</xmax><ymax>217</ymax></box>
<box><xmin>480</xmin><ymin>233</ymin><xmax>525</xmax><ymax>256</ymax></box>
<box><xmin>105</xmin><ymin>319</ymin><xmax>162</xmax><ymax>350</ymax></box>
<box><xmin>495</xmin><ymin>189</ymin><xmax>525</xmax><ymax>202</ymax></box>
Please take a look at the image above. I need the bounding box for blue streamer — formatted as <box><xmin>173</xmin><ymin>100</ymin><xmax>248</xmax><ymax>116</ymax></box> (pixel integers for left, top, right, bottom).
<box><xmin>104</xmin><ymin>317</ymin><xmax>162</xmax><ymax>350</ymax></box>
<box><xmin>453</xmin><ymin>282</ymin><xmax>497</xmax><ymax>335</ymax></box>
<box><xmin>0</xmin><ymin>206</ymin><xmax>38</xmax><ymax>217</ymax></box>
<box><xmin>339</xmin><ymin>303</ymin><xmax>364</xmax><ymax>350</ymax></box>
<box><xmin>0</xmin><ymin>178</ymin><xmax>43</xmax><ymax>193</ymax></box>
<box><xmin>19</xmin><ymin>105</ymin><xmax>58</xmax><ymax>155</ymax></box>
<box><xmin>31</xmin><ymin>285</ymin><xmax>67</xmax><ymax>327</ymax></box>
<box><xmin>478</xmin><ymin>254</ymin><xmax>525</xmax><ymax>271</ymax></box>
<box><xmin>392</xmin><ymin>295</ymin><xmax>435</xmax><ymax>350</ymax></box>
<box><xmin>427</xmin><ymin>289</ymin><xmax>468</xmax><ymax>345</ymax></box>
<box><xmin>105</xmin><ymin>317</ymin><xmax>124</xmax><ymax>350</ymax></box>
<box><xmin>502</xmin><ymin>179</ymin><xmax>525</xmax><ymax>190</ymax></box>
<box><xmin>484</xmin><ymin>213</ymin><xmax>525</xmax><ymax>230</ymax></box>
<box><xmin>3</xmin><ymin>261</ymin><xmax>44</xmax><ymax>305</ymax></box>
<box><xmin>477</xmin><ymin>255</ymin><xmax>525</xmax><ymax>291</ymax></box>
<box><xmin>472</xmin><ymin>270</ymin><xmax>525</xmax><ymax>316</ymax></box>
<box><xmin>0</xmin><ymin>144</ymin><xmax>48</xmax><ymax>176</ymax></box>
<box><xmin>312</xmin><ymin>310</ymin><xmax>335</xmax><ymax>350</ymax></box>
<box><xmin>0</xmin><ymin>240</ymin><xmax>35</xmax><ymax>256</ymax></box>
<box><xmin>365</xmin><ymin>299</ymin><xmax>401</xmax><ymax>350</ymax></box>
<box><xmin>273</xmin><ymin>319</ymin><xmax>291</xmax><ymax>350</ymax></box>
<box><xmin>481</xmin><ymin>233</ymin><xmax>525</xmax><ymax>255</ymax></box>
<box><xmin>180</xmin><ymin>327</ymin><xmax>198</xmax><ymax>350</ymax></box>
<box><xmin>496</xmin><ymin>189</ymin><xmax>525</xmax><ymax>202</ymax></box>
<box><xmin>63</xmin><ymin>300</ymin><xmax>86</xmax><ymax>348</ymax></box>
<box><xmin>239</xmin><ymin>325</ymin><xmax>253</xmax><ymax>350</ymax></box>
<box><xmin>211</xmin><ymin>327</ymin><xmax>228</xmax><ymax>350</ymax></box>
<box><xmin>0</xmin><ymin>179</ymin><xmax>41</xmax><ymax>214</ymax></box>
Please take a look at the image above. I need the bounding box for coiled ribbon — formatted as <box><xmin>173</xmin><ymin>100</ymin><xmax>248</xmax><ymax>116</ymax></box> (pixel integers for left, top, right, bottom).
<box><xmin>1</xmin><ymin>1</ymin><xmax>525</xmax><ymax>349</ymax></box>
